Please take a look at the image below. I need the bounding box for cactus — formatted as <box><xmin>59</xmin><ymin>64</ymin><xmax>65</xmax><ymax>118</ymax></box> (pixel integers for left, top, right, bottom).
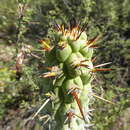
<box><xmin>36</xmin><ymin>21</ymin><xmax>112</xmax><ymax>130</ymax></box>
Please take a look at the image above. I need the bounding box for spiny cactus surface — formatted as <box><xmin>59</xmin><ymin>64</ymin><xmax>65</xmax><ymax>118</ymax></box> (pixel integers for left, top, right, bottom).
<box><xmin>38</xmin><ymin>21</ymin><xmax>112</xmax><ymax>130</ymax></box>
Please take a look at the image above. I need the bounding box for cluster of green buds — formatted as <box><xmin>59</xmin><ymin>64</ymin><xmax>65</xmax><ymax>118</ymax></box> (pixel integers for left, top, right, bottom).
<box><xmin>38</xmin><ymin>22</ymin><xmax>113</xmax><ymax>130</ymax></box>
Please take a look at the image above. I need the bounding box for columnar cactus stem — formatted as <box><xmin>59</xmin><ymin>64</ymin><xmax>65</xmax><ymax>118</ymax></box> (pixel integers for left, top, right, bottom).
<box><xmin>38</xmin><ymin>21</ymin><xmax>112</xmax><ymax>130</ymax></box>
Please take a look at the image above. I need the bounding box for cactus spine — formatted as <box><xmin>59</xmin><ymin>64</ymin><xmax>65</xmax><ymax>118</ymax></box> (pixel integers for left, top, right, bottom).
<box><xmin>39</xmin><ymin>22</ymin><xmax>109</xmax><ymax>130</ymax></box>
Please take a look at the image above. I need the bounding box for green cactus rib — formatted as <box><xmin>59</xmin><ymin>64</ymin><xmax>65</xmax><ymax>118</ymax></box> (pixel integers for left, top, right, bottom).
<box><xmin>39</xmin><ymin>23</ymin><xmax>111</xmax><ymax>130</ymax></box>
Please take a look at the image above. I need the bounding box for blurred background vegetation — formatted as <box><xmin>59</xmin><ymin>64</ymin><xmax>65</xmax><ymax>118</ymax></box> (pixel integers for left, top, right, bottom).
<box><xmin>0</xmin><ymin>0</ymin><xmax>130</xmax><ymax>129</ymax></box>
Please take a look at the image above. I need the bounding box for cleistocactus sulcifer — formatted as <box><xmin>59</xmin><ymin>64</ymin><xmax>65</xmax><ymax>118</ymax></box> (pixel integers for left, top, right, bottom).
<box><xmin>37</xmin><ymin>21</ymin><xmax>112</xmax><ymax>130</ymax></box>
